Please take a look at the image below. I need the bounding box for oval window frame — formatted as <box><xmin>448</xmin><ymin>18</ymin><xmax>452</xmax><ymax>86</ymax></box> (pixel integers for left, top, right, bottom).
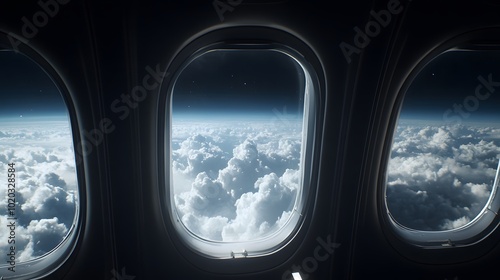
<box><xmin>157</xmin><ymin>26</ymin><xmax>325</xmax><ymax>274</ymax></box>
<box><xmin>0</xmin><ymin>32</ymin><xmax>84</xmax><ymax>279</ymax></box>
<box><xmin>379</xmin><ymin>28</ymin><xmax>500</xmax><ymax>264</ymax></box>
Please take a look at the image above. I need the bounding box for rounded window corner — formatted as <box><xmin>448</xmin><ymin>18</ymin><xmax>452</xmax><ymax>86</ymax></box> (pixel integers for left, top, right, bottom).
<box><xmin>0</xmin><ymin>33</ymin><xmax>82</xmax><ymax>279</ymax></box>
<box><xmin>380</xmin><ymin>44</ymin><xmax>500</xmax><ymax>263</ymax></box>
<box><xmin>158</xmin><ymin>27</ymin><xmax>324</xmax><ymax>273</ymax></box>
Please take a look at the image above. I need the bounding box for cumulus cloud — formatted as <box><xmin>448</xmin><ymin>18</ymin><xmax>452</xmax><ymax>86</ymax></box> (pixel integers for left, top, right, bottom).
<box><xmin>221</xmin><ymin>171</ymin><xmax>297</xmax><ymax>241</ymax></box>
<box><xmin>387</xmin><ymin>121</ymin><xmax>500</xmax><ymax>231</ymax></box>
<box><xmin>0</xmin><ymin>120</ymin><xmax>78</xmax><ymax>262</ymax></box>
<box><xmin>172</xmin><ymin>119</ymin><xmax>302</xmax><ymax>242</ymax></box>
<box><xmin>173</xmin><ymin>134</ymin><xmax>229</xmax><ymax>178</ymax></box>
<box><xmin>25</xmin><ymin>217</ymin><xmax>68</xmax><ymax>258</ymax></box>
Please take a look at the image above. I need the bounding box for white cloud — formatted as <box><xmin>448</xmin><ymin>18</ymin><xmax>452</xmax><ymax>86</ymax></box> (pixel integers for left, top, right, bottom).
<box><xmin>0</xmin><ymin>120</ymin><xmax>78</xmax><ymax>262</ymax></box>
<box><xmin>440</xmin><ymin>216</ymin><xmax>471</xmax><ymax>230</ymax></box>
<box><xmin>175</xmin><ymin>171</ymin><xmax>235</xmax><ymax>220</ymax></box>
<box><xmin>25</xmin><ymin>217</ymin><xmax>68</xmax><ymax>258</ymax></box>
<box><xmin>466</xmin><ymin>182</ymin><xmax>490</xmax><ymax>198</ymax></box>
<box><xmin>387</xmin><ymin>122</ymin><xmax>500</xmax><ymax>231</ymax></box>
<box><xmin>221</xmin><ymin>172</ymin><xmax>296</xmax><ymax>241</ymax></box>
<box><xmin>172</xmin><ymin>119</ymin><xmax>302</xmax><ymax>242</ymax></box>
<box><xmin>218</xmin><ymin>139</ymin><xmax>269</xmax><ymax>199</ymax></box>
<box><xmin>173</xmin><ymin>134</ymin><xmax>229</xmax><ymax>178</ymax></box>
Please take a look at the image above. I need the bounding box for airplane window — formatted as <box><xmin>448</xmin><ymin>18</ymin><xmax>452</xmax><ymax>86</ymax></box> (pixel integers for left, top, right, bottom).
<box><xmin>168</xmin><ymin>46</ymin><xmax>315</xmax><ymax>258</ymax></box>
<box><xmin>385</xmin><ymin>50</ymin><xmax>500</xmax><ymax>245</ymax></box>
<box><xmin>0</xmin><ymin>50</ymin><xmax>79</xmax><ymax>275</ymax></box>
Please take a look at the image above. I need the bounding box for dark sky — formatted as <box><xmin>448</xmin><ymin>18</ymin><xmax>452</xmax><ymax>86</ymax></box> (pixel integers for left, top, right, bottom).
<box><xmin>0</xmin><ymin>51</ymin><xmax>67</xmax><ymax>118</ymax></box>
<box><xmin>400</xmin><ymin>50</ymin><xmax>500</xmax><ymax>122</ymax></box>
<box><xmin>171</xmin><ymin>49</ymin><xmax>305</xmax><ymax>117</ymax></box>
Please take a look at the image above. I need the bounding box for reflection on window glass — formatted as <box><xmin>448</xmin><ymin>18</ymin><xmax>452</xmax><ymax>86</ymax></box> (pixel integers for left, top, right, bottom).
<box><xmin>171</xmin><ymin>49</ymin><xmax>306</xmax><ymax>246</ymax></box>
<box><xmin>0</xmin><ymin>51</ymin><xmax>78</xmax><ymax>264</ymax></box>
<box><xmin>386</xmin><ymin>51</ymin><xmax>500</xmax><ymax>231</ymax></box>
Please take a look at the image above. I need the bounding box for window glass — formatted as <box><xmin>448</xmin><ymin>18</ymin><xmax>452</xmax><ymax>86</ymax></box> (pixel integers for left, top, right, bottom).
<box><xmin>386</xmin><ymin>50</ymin><xmax>500</xmax><ymax>233</ymax></box>
<box><xmin>170</xmin><ymin>48</ymin><xmax>312</xmax><ymax>257</ymax></box>
<box><xmin>0</xmin><ymin>51</ymin><xmax>78</xmax><ymax>268</ymax></box>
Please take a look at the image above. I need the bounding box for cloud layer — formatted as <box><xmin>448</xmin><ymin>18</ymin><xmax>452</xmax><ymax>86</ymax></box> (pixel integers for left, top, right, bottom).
<box><xmin>0</xmin><ymin>119</ymin><xmax>77</xmax><ymax>262</ymax></box>
<box><xmin>386</xmin><ymin>120</ymin><xmax>500</xmax><ymax>231</ymax></box>
<box><xmin>172</xmin><ymin>119</ymin><xmax>302</xmax><ymax>241</ymax></box>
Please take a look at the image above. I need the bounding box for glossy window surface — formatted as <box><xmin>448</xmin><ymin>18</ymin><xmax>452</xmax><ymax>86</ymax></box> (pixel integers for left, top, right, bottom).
<box><xmin>169</xmin><ymin>47</ymin><xmax>315</xmax><ymax>257</ymax></box>
<box><xmin>0</xmin><ymin>51</ymin><xmax>79</xmax><ymax>272</ymax></box>
<box><xmin>385</xmin><ymin>50</ymin><xmax>500</xmax><ymax>244</ymax></box>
